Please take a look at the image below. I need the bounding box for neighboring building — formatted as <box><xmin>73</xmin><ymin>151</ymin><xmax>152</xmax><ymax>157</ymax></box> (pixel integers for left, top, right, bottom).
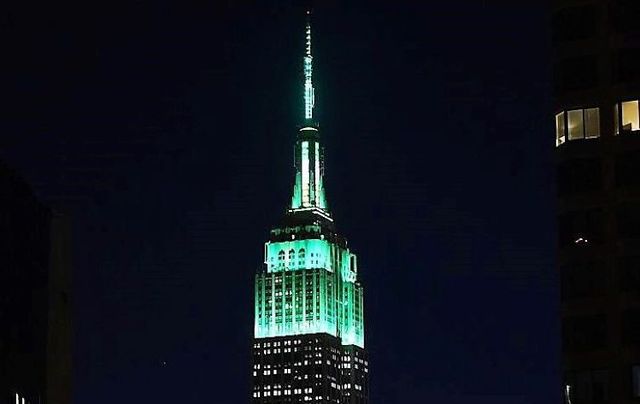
<box><xmin>0</xmin><ymin>160</ymin><xmax>73</xmax><ymax>404</ymax></box>
<box><xmin>552</xmin><ymin>1</ymin><xmax>640</xmax><ymax>402</ymax></box>
<box><xmin>251</xmin><ymin>13</ymin><xmax>369</xmax><ymax>404</ymax></box>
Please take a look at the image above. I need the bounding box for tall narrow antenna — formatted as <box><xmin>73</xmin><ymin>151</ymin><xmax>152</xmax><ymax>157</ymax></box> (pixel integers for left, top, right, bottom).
<box><xmin>303</xmin><ymin>10</ymin><xmax>315</xmax><ymax>121</ymax></box>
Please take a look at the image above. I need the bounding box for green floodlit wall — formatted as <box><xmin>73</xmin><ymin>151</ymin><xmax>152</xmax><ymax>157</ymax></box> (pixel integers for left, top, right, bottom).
<box><xmin>255</xmin><ymin>234</ymin><xmax>364</xmax><ymax>348</ymax></box>
<box><xmin>264</xmin><ymin>238</ymin><xmax>357</xmax><ymax>283</ymax></box>
<box><xmin>290</xmin><ymin>137</ymin><xmax>328</xmax><ymax>212</ymax></box>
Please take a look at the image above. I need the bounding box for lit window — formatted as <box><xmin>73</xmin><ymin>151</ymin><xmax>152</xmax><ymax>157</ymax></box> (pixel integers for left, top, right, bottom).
<box><xmin>568</xmin><ymin>109</ymin><xmax>584</xmax><ymax>140</ymax></box>
<box><xmin>616</xmin><ymin>100</ymin><xmax>640</xmax><ymax>133</ymax></box>
<box><xmin>555</xmin><ymin>108</ymin><xmax>600</xmax><ymax>146</ymax></box>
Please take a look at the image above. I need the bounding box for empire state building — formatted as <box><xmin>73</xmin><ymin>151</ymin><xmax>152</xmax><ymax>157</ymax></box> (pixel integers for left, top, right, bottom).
<box><xmin>251</xmin><ymin>12</ymin><xmax>369</xmax><ymax>404</ymax></box>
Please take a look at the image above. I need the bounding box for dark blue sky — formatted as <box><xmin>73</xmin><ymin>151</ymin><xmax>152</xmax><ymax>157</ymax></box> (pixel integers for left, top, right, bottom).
<box><xmin>1</xmin><ymin>1</ymin><xmax>557</xmax><ymax>403</ymax></box>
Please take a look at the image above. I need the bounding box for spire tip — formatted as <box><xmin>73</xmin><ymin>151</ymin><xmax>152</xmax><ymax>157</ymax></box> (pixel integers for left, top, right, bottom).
<box><xmin>303</xmin><ymin>8</ymin><xmax>314</xmax><ymax>121</ymax></box>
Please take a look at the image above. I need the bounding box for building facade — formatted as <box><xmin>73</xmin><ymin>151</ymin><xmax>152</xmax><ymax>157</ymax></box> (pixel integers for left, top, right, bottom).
<box><xmin>0</xmin><ymin>161</ymin><xmax>73</xmax><ymax>404</ymax></box>
<box><xmin>251</xmin><ymin>13</ymin><xmax>369</xmax><ymax>404</ymax></box>
<box><xmin>552</xmin><ymin>1</ymin><xmax>640</xmax><ymax>402</ymax></box>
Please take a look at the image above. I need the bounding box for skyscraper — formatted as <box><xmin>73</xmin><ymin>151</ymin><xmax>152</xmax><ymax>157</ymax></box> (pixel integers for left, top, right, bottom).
<box><xmin>0</xmin><ymin>160</ymin><xmax>73</xmax><ymax>404</ymax></box>
<box><xmin>251</xmin><ymin>12</ymin><xmax>369</xmax><ymax>404</ymax></box>
<box><xmin>552</xmin><ymin>1</ymin><xmax>640</xmax><ymax>402</ymax></box>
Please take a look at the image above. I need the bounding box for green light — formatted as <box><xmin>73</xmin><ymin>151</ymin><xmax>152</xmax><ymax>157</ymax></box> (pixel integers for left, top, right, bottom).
<box><xmin>291</xmin><ymin>172</ymin><xmax>302</xmax><ymax>208</ymax></box>
<box><xmin>289</xmin><ymin>16</ymin><xmax>328</xmax><ymax>213</ymax></box>
<box><xmin>314</xmin><ymin>142</ymin><xmax>320</xmax><ymax>206</ymax></box>
<box><xmin>301</xmin><ymin>141</ymin><xmax>309</xmax><ymax>206</ymax></box>
<box><xmin>255</xmin><ymin>12</ymin><xmax>364</xmax><ymax>349</ymax></box>
<box><xmin>257</xmin><ymin>234</ymin><xmax>364</xmax><ymax>348</ymax></box>
<box><xmin>290</xmin><ymin>138</ymin><xmax>328</xmax><ymax>212</ymax></box>
<box><xmin>304</xmin><ymin>22</ymin><xmax>314</xmax><ymax>120</ymax></box>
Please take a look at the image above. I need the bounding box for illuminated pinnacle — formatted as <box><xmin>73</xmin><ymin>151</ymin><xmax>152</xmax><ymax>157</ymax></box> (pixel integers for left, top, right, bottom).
<box><xmin>290</xmin><ymin>9</ymin><xmax>329</xmax><ymax>213</ymax></box>
<box><xmin>303</xmin><ymin>10</ymin><xmax>314</xmax><ymax>121</ymax></box>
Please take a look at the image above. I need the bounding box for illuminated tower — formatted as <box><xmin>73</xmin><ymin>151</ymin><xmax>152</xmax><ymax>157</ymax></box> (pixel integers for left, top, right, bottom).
<box><xmin>251</xmin><ymin>12</ymin><xmax>369</xmax><ymax>404</ymax></box>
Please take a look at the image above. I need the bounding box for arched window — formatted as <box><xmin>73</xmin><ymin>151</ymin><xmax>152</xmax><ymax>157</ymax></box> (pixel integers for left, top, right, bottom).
<box><xmin>288</xmin><ymin>249</ymin><xmax>296</xmax><ymax>267</ymax></box>
<box><xmin>278</xmin><ymin>250</ymin><xmax>285</xmax><ymax>268</ymax></box>
<box><xmin>298</xmin><ymin>248</ymin><xmax>306</xmax><ymax>266</ymax></box>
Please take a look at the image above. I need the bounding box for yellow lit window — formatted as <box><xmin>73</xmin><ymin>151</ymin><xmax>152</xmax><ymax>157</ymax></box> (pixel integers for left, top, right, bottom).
<box><xmin>556</xmin><ymin>112</ymin><xmax>566</xmax><ymax>146</ymax></box>
<box><xmin>621</xmin><ymin>100</ymin><xmax>640</xmax><ymax>132</ymax></box>
<box><xmin>568</xmin><ymin>110</ymin><xmax>584</xmax><ymax>140</ymax></box>
<box><xmin>555</xmin><ymin>107</ymin><xmax>600</xmax><ymax>146</ymax></box>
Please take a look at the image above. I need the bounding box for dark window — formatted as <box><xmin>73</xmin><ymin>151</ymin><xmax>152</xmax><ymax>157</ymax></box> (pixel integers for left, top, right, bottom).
<box><xmin>554</xmin><ymin>56</ymin><xmax>599</xmax><ymax>93</ymax></box>
<box><xmin>609</xmin><ymin>0</ymin><xmax>640</xmax><ymax>34</ymax></box>
<box><xmin>632</xmin><ymin>366</ymin><xmax>640</xmax><ymax>398</ymax></box>
<box><xmin>565</xmin><ymin>369</ymin><xmax>609</xmax><ymax>403</ymax></box>
<box><xmin>561</xmin><ymin>260</ymin><xmax>605</xmax><ymax>301</ymax></box>
<box><xmin>558</xmin><ymin>209</ymin><xmax>605</xmax><ymax>248</ymax></box>
<box><xmin>615</xmin><ymin>49</ymin><xmax>640</xmax><ymax>83</ymax></box>
<box><xmin>563</xmin><ymin>314</ymin><xmax>607</xmax><ymax>352</ymax></box>
<box><xmin>623</xmin><ymin>310</ymin><xmax>640</xmax><ymax>345</ymax></box>
<box><xmin>618</xmin><ymin>256</ymin><xmax>640</xmax><ymax>295</ymax></box>
<box><xmin>557</xmin><ymin>158</ymin><xmax>603</xmax><ymax>196</ymax></box>
<box><xmin>617</xmin><ymin>203</ymin><xmax>640</xmax><ymax>239</ymax></box>
<box><xmin>615</xmin><ymin>152</ymin><xmax>640</xmax><ymax>189</ymax></box>
<box><xmin>552</xmin><ymin>5</ymin><xmax>597</xmax><ymax>42</ymax></box>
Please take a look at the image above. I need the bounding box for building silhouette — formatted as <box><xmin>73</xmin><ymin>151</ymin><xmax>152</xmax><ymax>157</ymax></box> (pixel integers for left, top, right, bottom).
<box><xmin>552</xmin><ymin>0</ymin><xmax>640</xmax><ymax>402</ymax></box>
<box><xmin>251</xmin><ymin>12</ymin><xmax>369</xmax><ymax>404</ymax></box>
<box><xmin>0</xmin><ymin>160</ymin><xmax>72</xmax><ymax>404</ymax></box>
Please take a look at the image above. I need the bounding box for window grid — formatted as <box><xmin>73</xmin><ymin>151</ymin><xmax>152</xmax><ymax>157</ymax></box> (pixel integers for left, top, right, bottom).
<box><xmin>555</xmin><ymin>107</ymin><xmax>600</xmax><ymax>146</ymax></box>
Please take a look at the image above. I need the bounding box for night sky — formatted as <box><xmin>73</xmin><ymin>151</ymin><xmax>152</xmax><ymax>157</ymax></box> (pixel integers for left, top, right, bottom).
<box><xmin>1</xmin><ymin>1</ymin><xmax>557</xmax><ymax>403</ymax></box>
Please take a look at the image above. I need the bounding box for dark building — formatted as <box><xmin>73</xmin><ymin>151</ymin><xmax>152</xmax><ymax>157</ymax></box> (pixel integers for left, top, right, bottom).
<box><xmin>251</xmin><ymin>13</ymin><xmax>369</xmax><ymax>404</ymax></box>
<box><xmin>552</xmin><ymin>1</ymin><xmax>640</xmax><ymax>402</ymax></box>
<box><xmin>0</xmin><ymin>160</ymin><xmax>72</xmax><ymax>404</ymax></box>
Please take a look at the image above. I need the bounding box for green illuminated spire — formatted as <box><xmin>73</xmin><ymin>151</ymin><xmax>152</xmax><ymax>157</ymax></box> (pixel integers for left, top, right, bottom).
<box><xmin>290</xmin><ymin>11</ymin><xmax>329</xmax><ymax>214</ymax></box>
<box><xmin>303</xmin><ymin>10</ymin><xmax>314</xmax><ymax>121</ymax></box>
